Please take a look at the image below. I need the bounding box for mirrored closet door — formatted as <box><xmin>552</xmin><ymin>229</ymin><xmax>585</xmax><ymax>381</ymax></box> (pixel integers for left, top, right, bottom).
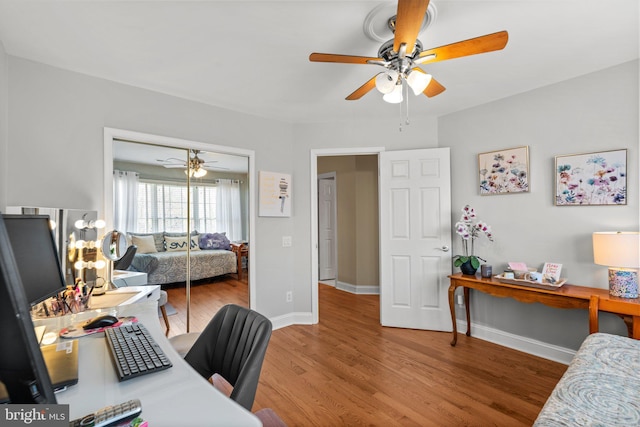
<box><xmin>112</xmin><ymin>140</ymin><xmax>250</xmax><ymax>333</ymax></box>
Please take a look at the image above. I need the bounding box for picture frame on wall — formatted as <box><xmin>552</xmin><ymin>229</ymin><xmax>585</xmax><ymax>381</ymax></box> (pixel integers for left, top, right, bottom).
<box><xmin>478</xmin><ymin>146</ymin><xmax>529</xmax><ymax>195</ymax></box>
<box><xmin>259</xmin><ymin>171</ymin><xmax>292</xmax><ymax>217</ymax></box>
<box><xmin>555</xmin><ymin>149</ymin><xmax>627</xmax><ymax>206</ymax></box>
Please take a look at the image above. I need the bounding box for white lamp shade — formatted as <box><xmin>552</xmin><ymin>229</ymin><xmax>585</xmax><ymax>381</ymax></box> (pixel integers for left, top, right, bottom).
<box><xmin>593</xmin><ymin>232</ymin><xmax>640</xmax><ymax>268</ymax></box>
<box><xmin>382</xmin><ymin>84</ymin><xmax>403</xmax><ymax>104</ymax></box>
<box><xmin>375</xmin><ymin>70</ymin><xmax>399</xmax><ymax>94</ymax></box>
<box><xmin>406</xmin><ymin>70</ymin><xmax>432</xmax><ymax>96</ymax></box>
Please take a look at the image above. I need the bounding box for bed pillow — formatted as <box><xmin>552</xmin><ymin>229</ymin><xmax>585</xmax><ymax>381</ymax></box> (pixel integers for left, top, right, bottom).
<box><xmin>165</xmin><ymin>235</ymin><xmax>201</xmax><ymax>252</ymax></box>
<box><xmin>131</xmin><ymin>234</ymin><xmax>158</xmax><ymax>254</ymax></box>
<box><xmin>129</xmin><ymin>232</ymin><xmax>165</xmax><ymax>252</ymax></box>
<box><xmin>199</xmin><ymin>232</ymin><xmax>231</xmax><ymax>250</ymax></box>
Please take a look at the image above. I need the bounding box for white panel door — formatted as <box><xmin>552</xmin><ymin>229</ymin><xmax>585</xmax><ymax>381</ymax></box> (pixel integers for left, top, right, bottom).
<box><xmin>318</xmin><ymin>176</ymin><xmax>337</xmax><ymax>281</ymax></box>
<box><xmin>380</xmin><ymin>148</ymin><xmax>452</xmax><ymax>330</ymax></box>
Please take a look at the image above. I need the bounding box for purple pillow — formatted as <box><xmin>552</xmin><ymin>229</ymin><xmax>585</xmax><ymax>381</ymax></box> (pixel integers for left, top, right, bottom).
<box><xmin>199</xmin><ymin>232</ymin><xmax>231</xmax><ymax>250</ymax></box>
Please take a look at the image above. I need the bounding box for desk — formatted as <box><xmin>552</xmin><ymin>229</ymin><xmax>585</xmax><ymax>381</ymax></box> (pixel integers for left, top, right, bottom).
<box><xmin>36</xmin><ymin>301</ymin><xmax>260</xmax><ymax>426</ymax></box>
<box><xmin>448</xmin><ymin>273</ymin><xmax>640</xmax><ymax>346</ymax></box>
<box><xmin>89</xmin><ymin>285</ymin><xmax>159</xmax><ymax>309</ymax></box>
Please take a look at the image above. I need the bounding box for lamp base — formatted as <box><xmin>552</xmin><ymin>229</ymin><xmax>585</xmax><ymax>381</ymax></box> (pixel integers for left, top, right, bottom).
<box><xmin>608</xmin><ymin>268</ymin><xmax>639</xmax><ymax>298</ymax></box>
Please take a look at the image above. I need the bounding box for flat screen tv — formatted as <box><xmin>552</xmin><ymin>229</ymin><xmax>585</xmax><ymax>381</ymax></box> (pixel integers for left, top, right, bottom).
<box><xmin>2</xmin><ymin>214</ymin><xmax>67</xmax><ymax>305</ymax></box>
<box><xmin>0</xmin><ymin>213</ymin><xmax>57</xmax><ymax>403</ymax></box>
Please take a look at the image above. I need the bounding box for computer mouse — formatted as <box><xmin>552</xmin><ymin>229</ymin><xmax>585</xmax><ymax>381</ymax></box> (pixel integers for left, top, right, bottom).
<box><xmin>82</xmin><ymin>314</ymin><xmax>119</xmax><ymax>330</ymax></box>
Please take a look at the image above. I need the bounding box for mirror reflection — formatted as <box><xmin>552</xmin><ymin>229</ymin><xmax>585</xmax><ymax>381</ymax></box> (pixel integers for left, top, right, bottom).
<box><xmin>112</xmin><ymin>140</ymin><xmax>250</xmax><ymax>334</ymax></box>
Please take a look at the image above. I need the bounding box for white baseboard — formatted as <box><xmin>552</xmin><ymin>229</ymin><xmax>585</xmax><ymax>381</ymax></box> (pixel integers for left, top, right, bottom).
<box><xmin>457</xmin><ymin>319</ymin><xmax>575</xmax><ymax>365</ymax></box>
<box><xmin>270</xmin><ymin>311</ymin><xmax>314</xmax><ymax>330</ymax></box>
<box><xmin>335</xmin><ymin>281</ymin><xmax>380</xmax><ymax>295</ymax></box>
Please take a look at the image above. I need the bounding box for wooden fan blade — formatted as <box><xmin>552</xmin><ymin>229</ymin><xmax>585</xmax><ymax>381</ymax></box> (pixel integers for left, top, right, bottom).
<box><xmin>346</xmin><ymin>75</ymin><xmax>379</xmax><ymax>100</ymax></box>
<box><xmin>417</xmin><ymin>31</ymin><xmax>509</xmax><ymax>64</ymax></box>
<box><xmin>309</xmin><ymin>53</ymin><xmax>382</xmax><ymax>65</ymax></box>
<box><xmin>393</xmin><ymin>0</ymin><xmax>430</xmax><ymax>55</ymax></box>
<box><xmin>423</xmin><ymin>77</ymin><xmax>446</xmax><ymax>98</ymax></box>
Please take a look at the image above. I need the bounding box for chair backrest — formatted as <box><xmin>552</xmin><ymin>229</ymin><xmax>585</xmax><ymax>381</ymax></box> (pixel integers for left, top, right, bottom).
<box><xmin>184</xmin><ymin>304</ymin><xmax>272</xmax><ymax>411</ymax></box>
<box><xmin>113</xmin><ymin>245</ymin><xmax>137</xmax><ymax>271</ymax></box>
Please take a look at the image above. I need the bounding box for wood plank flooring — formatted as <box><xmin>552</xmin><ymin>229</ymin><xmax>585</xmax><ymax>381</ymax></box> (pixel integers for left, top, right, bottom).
<box><xmin>165</xmin><ymin>278</ymin><xmax>567</xmax><ymax>426</ymax></box>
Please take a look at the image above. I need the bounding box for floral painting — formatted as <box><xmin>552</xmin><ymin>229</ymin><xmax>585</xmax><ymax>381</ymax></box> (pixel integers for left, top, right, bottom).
<box><xmin>478</xmin><ymin>146</ymin><xmax>529</xmax><ymax>195</ymax></box>
<box><xmin>555</xmin><ymin>149</ymin><xmax>627</xmax><ymax>206</ymax></box>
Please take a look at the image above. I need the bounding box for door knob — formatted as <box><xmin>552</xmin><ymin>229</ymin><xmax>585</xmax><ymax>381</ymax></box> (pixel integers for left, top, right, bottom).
<box><xmin>439</xmin><ymin>246</ymin><xmax>450</xmax><ymax>252</ymax></box>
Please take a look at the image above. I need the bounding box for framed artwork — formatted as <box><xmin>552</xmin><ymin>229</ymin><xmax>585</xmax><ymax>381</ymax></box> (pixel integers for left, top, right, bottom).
<box><xmin>478</xmin><ymin>146</ymin><xmax>529</xmax><ymax>195</ymax></box>
<box><xmin>555</xmin><ymin>149</ymin><xmax>627</xmax><ymax>206</ymax></box>
<box><xmin>259</xmin><ymin>171</ymin><xmax>292</xmax><ymax>217</ymax></box>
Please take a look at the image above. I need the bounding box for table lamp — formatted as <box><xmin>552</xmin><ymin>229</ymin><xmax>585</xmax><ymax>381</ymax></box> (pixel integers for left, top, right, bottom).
<box><xmin>593</xmin><ymin>231</ymin><xmax>640</xmax><ymax>298</ymax></box>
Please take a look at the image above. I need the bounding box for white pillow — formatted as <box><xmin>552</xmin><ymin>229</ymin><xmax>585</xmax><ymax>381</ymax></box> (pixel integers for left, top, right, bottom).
<box><xmin>165</xmin><ymin>235</ymin><xmax>200</xmax><ymax>252</ymax></box>
<box><xmin>131</xmin><ymin>234</ymin><xmax>157</xmax><ymax>254</ymax></box>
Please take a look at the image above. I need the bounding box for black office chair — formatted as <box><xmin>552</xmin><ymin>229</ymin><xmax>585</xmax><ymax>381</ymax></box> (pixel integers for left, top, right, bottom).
<box><xmin>113</xmin><ymin>245</ymin><xmax>137</xmax><ymax>271</ymax></box>
<box><xmin>184</xmin><ymin>304</ymin><xmax>272</xmax><ymax>411</ymax></box>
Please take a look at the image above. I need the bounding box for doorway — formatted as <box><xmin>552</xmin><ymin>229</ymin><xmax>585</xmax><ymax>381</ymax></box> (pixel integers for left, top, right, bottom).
<box><xmin>310</xmin><ymin>147</ymin><xmax>384</xmax><ymax>324</ymax></box>
<box><xmin>318</xmin><ymin>172</ymin><xmax>337</xmax><ymax>284</ymax></box>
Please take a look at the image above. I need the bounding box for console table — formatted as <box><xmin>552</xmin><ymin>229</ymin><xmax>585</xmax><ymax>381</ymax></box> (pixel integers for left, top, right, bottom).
<box><xmin>448</xmin><ymin>273</ymin><xmax>640</xmax><ymax>346</ymax></box>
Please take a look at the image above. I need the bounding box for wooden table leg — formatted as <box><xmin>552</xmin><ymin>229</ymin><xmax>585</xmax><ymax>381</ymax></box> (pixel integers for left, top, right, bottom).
<box><xmin>449</xmin><ymin>284</ymin><xmax>458</xmax><ymax>346</ymax></box>
<box><xmin>464</xmin><ymin>287</ymin><xmax>471</xmax><ymax>336</ymax></box>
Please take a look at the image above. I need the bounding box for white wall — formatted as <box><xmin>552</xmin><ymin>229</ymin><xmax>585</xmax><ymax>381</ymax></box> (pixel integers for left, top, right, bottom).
<box><xmin>440</xmin><ymin>60</ymin><xmax>639</xmax><ymax>351</ymax></box>
<box><xmin>5</xmin><ymin>57</ymin><xmax>294</xmax><ymax>319</ymax></box>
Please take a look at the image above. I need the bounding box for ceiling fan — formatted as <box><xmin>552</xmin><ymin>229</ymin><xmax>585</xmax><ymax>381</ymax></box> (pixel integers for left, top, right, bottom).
<box><xmin>156</xmin><ymin>149</ymin><xmax>227</xmax><ymax>178</ymax></box>
<box><xmin>309</xmin><ymin>0</ymin><xmax>508</xmax><ymax>103</ymax></box>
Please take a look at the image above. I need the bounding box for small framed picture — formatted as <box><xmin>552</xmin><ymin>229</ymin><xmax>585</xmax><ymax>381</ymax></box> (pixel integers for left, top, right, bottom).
<box><xmin>259</xmin><ymin>171</ymin><xmax>292</xmax><ymax>217</ymax></box>
<box><xmin>555</xmin><ymin>149</ymin><xmax>627</xmax><ymax>206</ymax></box>
<box><xmin>478</xmin><ymin>146</ymin><xmax>529</xmax><ymax>195</ymax></box>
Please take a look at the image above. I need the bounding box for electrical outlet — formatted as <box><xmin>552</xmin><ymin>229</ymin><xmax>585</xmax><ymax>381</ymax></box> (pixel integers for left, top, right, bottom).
<box><xmin>286</xmin><ymin>291</ymin><xmax>293</xmax><ymax>302</ymax></box>
<box><xmin>282</xmin><ymin>236</ymin><xmax>292</xmax><ymax>247</ymax></box>
<box><xmin>457</xmin><ymin>294</ymin><xmax>464</xmax><ymax>306</ymax></box>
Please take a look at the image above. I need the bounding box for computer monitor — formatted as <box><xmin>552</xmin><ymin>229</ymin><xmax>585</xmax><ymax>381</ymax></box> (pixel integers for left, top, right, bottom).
<box><xmin>2</xmin><ymin>214</ymin><xmax>67</xmax><ymax>305</ymax></box>
<box><xmin>0</xmin><ymin>214</ymin><xmax>57</xmax><ymax>403</ymax></box>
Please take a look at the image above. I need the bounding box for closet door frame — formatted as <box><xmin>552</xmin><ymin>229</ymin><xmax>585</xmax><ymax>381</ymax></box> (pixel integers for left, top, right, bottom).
<box><xmin>103</xmin><ymin>127</ymin><xmax>256</xmax><ymax>330</ymax></box>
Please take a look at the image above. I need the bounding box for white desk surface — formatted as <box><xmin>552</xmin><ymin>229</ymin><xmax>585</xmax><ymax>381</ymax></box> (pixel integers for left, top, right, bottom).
<box><xmin>89</xmin><ymin>285</ymin><xmax>160</xmax><ymax>309</ymax></box>
<box><xmin>36</xmin><ymin>301</ymin><xmax>261</xmax><ymax>426</ymax></box>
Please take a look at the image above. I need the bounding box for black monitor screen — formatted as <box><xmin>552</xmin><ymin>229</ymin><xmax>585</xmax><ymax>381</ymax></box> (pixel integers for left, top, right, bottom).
<box><xmin>0</xmin><ymin>213</ymin><xmax>57</xmax><ymax>403</ymax></box>
<box><xmin>2</xmin><ymin>215</ymin><xmax>67</xmax><ymax>305</ymax></box>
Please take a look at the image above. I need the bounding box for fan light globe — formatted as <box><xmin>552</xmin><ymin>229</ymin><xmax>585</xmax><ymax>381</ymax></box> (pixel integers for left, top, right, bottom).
<box><xmin>193</xmin><ymin>168</ymin><xmax>207</xmax><ymax>178</ymax></box>
<box><xmin>375</xmin><ymin>69</ymin><xmax>399</xmax><ymax>94</ymax></box>
<box><xmin>406</xmin><ymin>71</ymin><xmax>432</xmax><ymax>96</ymax></box>
<box><xmin>383</xmin><ymin>84</ymin><xmax>403</xmax><ymax>103</ymax></box>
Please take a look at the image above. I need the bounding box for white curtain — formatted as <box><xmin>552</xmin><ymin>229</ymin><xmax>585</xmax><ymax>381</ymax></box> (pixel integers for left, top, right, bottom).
<box><xmin>216</xmin><ymin>179</ymin><xmax>242</xmax><ymax>241</ymax></box>
<box><xmin>113</xmin><ymin>170</ymin><xmax>139</xmax><ymax>232</ymax></box>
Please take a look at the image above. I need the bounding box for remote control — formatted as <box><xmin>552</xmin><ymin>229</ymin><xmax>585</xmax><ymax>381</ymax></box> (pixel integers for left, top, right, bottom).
<box><xmin>69</xmin><ymin>399</ymin><xmax>142</xmax><ymax>427</ymax></box>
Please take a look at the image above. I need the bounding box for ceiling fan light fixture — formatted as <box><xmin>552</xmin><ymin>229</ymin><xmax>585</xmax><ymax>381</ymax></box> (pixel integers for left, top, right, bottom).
<box><xmin>406</xmin><ymin>70</ymin><xmax>432</xmax><ymax>96</ymax></box>
<box><xmin>375</xmin><ymin>69</ymin><xmax>399</xmax><ymax>94</ymax></box>
<box><xmin>382</xmin><ymin>83</ymin><xmax>403</xmax><ymax>104</ymax></box>
<box><xmin>193</xmin><ymin>168</ymin><xmax>207</xmax><ymax>178</ymax></box>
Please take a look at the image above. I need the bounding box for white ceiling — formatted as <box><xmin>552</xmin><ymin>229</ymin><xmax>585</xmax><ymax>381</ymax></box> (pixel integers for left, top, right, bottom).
<box><xmin>0</xmin><ymin>0</ymin><xmax>637</xmax><ymax>126</ymax></box>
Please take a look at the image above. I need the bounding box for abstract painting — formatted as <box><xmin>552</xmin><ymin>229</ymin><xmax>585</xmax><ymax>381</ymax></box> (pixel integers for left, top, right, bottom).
<box><xmin>478</xmin><ymin>146</ymin><xmax>529</xmax><ymax>195</ymax></box>
<box><xmin>555</xmin><ymin>149</ymin><xmax>627</xmax><ymax>206</ymax></box>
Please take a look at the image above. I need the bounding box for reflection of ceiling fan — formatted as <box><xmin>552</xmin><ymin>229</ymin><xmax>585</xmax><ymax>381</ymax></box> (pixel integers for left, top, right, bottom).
<box><xmin>309</xmin><ymin>0</ymin><xmax>508</xmax><ymax>103</ymax></box>
<box><xmin>156</xmin><ymin>149</ymin><xmax>228</xmax><ymax>178</ymax></box>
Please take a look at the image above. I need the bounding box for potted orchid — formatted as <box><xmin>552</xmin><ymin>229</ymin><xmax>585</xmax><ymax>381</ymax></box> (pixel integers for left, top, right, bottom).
<box><xmin>453</xmin><ymin>205</ymin><xmax>494</xmax><ymax>275</ymax></box>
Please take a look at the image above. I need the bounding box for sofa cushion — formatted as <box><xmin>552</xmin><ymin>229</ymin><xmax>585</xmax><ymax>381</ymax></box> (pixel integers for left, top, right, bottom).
<box><xmin>131</xmin><ymin>234</ymin><xmax>158</xmax><ymax>254</ymax></box>
<box><xmin>165</xmin><ymin>235</ymin><xmax>200</xmax><ymax>252</ymax></box>
<box><xmin>199</xmin><ymin>232</ymin><xmax>231</xmax><ymax>250</ymax></box>
<box><xmin>129</xmin><ymin>232</ymin><xmax>165</xmax><ymax>252</ymax></box>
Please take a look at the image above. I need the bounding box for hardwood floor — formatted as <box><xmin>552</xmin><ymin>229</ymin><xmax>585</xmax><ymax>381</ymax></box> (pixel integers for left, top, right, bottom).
<box><xmin>165</xmin><ymin>279</ymin><xmax>567</xmax><ymax>426</ymax></box>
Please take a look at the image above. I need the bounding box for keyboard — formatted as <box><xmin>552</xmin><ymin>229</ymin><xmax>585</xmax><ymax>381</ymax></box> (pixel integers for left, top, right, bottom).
<box><xmin>104</xmin><ymin>323</ymin><xmax>172</xmax><ymax>381</ymax></box>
